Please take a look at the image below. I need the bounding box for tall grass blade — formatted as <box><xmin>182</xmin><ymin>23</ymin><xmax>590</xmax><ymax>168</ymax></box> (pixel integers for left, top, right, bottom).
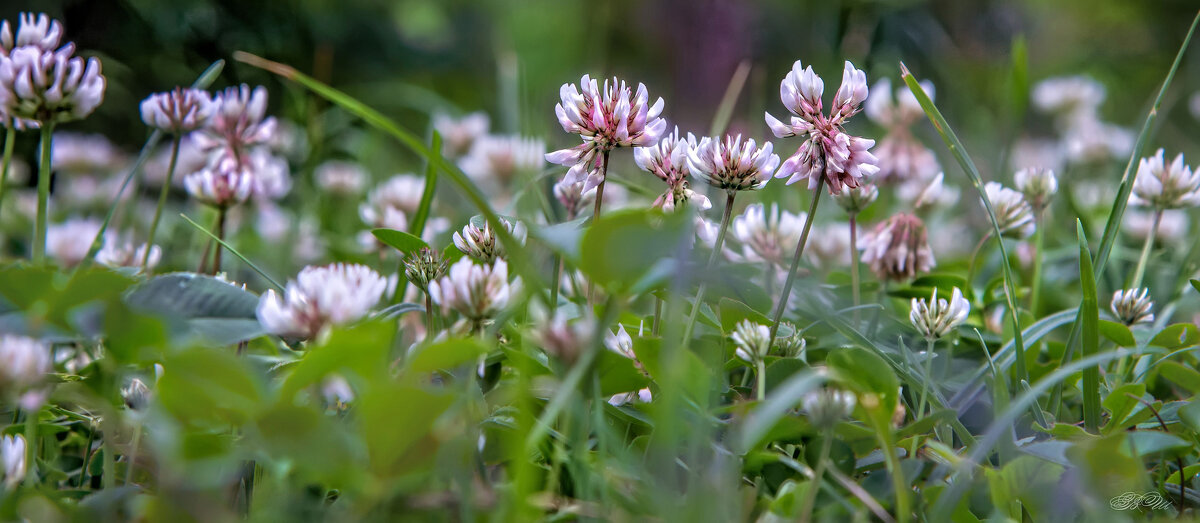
<box><xmin>1077</xmin><ymin>220</ymin><xmax>1101</xmax><ymax>432</ymax></box>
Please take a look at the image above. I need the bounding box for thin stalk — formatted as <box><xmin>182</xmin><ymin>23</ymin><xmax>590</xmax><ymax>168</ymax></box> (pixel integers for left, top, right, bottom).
<box><xmin>211</xmin><ymin>207</ymin><xmax>227</xmax><ymax>276</ymax></box>
<box><xmin>768</xmin><ymin>177</ymin><xmax>826</xmax><ymax>344</ymax></box>
<box><xmin>550</xmin><ymin>255</ymin><xmax>563</xmax><ymax>311</ymax></box>
<box><xmin>652</xmin><ymin>297</ymin><xmax>662</xmax><ymax>336</ymax></box>
<box><xmin>143</xmin><ymin>134</ymin><xmax>182</xmax><ymax>271</ymax></box>
<box><xmin>586</xmin><ymin>150</ymin><xmax>611</xmax><ymax>304</ymax></box>
<box><xmin>849</xmin><ymin>213</ymin><xmax>861</xmax><ymax>324</ymax></box>
<box><xmin>424</xmin><ymin>292</ymin><xmax>435</xmax><ymax>337</ymax></box>
<box><xmin>102</xmin><ymin>429</ymin><xmax>115</xmax><ymax>489</ymax></box>
<box><xmin>916</xmin><ymin>338</ymin><xmax>936</xmax><ymax>424</ymax></box>
<box><xmin>1129</xmin><ymin>208</ymin><xmax>1162</xmax><ymax>290</ymax></box>
<box><xmin>33</xmin><ymin>123</ymin><xmax>54</xmax><ymax>263</ymax></box>
<box><xmin>1029</xmin><ymin>209</ymin><xmax>1046</xmax><ymax>314</ymax></box>
<box><xmin>965</xmin><ymin>232</ymin><xmax>992</xmax><ymax>292</ymax></box>
<box><xmin>0</xmin><ymin>122</ymin><xmax>15</xmax><ymax>218</ymax></box>
<box><xmin>682</xmin><ymin>190</ymin><xmax>737</xmax><ymax>343</ymax></box>
<box><xmin>23</xmin><ymin>407</ymin><xmax>37</xmax><ymax>486</ymax></box>
<box><xmin>755</xmin><ymin>359</ymin><xmax>767</xmax><ymax>402</ymax></box>
<box><xmin>77</xmin><ymin>423</ymin><xmax>96</xmax><ymax>488</ymax></box>
<box><xmin>799</xmin><ymin>430</ymin><xmax>834</xmax><ymax>523</ymax></box>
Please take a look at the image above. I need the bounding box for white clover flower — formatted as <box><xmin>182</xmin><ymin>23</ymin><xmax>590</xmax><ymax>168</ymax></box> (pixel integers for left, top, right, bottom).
<box><xmin>433</xmin><ymin>111</ymin><xmax>489</xmax><ymax>158</ymax></box>
<box><xmin>983</xmin><ymin>182</ymin><xmax>1035</xmax><ymax>239</ymax></box>
<box><xmin>688</xmin><ymin>134</ymin><xmax>779</xmax><ymax>192</ymax></box>
<box><xmin>361</xmin><ymin>174</ymin><xmax>426</xmax><ymax>217</ymax></box>
<box><xmin>1010</xmin><ymin>138</ymin><xmax>1065</xmax><ymax>174</ymax></box>
<box><xmin>731</xmin><ymin>203</ymin><xmax>806</xmax><ymax>266</ymax></box>
<box><xmin>864</xmin><ymin>77</ymin><xmax>931</xmax><ymax>128</ymax></box>
<box><xmin>0</xmin><ymin>43</ymin><xmax>104</xmax><ymax>124</ymax></box>
<box><xmin>806</xmin><ymin>222</ymin><xmax>855</xmax><ymax>271</ymax></box>
<box><xmin>1111</xmin><ymin>288</ymin><xmax>1154</xmax><ymax>326</ymax></box>
<box><xmin>321</xmin><ymin>375</ymin><xmax>355</xmax><ymax>407</ymax></box>
<box><xmin>256</xmin><ymin>263</ymin><xmax>389</xmax><ymax>340</ymax></box>
<box><xmin>50</xmin><ymin>132</ymin><xmax>126</xmax><ymax>174</ymax></box>
<box><xmin>1013</xmin><ymin>167</ymin><xmax>1057</xmax><ymax>211</ymax></box>
<box><xmin>1129</xmin><ymin>149</ymin><xmax>1200</xmax><ymax>210</ymax></box>
<box><xmin>140</xmin><ymin>87</ymin><xmax>213</xmax><ymax>133</ymax></box>
<box><xmin>95</xmin><ymin>231</ymin><xmax>160</xmax><ymax>270</ymax></box>
<box><xmin>453</xmin><ymin>218</ymin><xmax>527</xmax><ymax>264</ymax></box>
<box><xmin>315</xmin><ymin>160</ymin><xmax>368</xmax><ymax>195</ymax></box>
<box><xmin>635</xmin><ymin>127</ymin><xmax>709</xmax><ymax>212</ymax></box>
<box><xmin>121</xmin><ymin>378</ymin><xmax>151</xmax><ymax>411</ymax></box>
<box><xmin>194</xmin><ymin>84</ymin><xmax>276</xmax><ymax>152</ymax></box>
<box><xmin>553</xmin><ymin>177</ymin><xmax>593</xmax><ymax>219</ymax></box>
<box><xmin>605</xmin><ymin>324</ymin><xmax>634</xmax><ymax>359</ymax></box>
<box><xmin>832</xmin><ymin>182</ymin><xmax>878</xmax><ymax>214</ymax></box>
<box><xmin>863</xmin><ymin>78</ymin><xmax>940</xmax><ymax>184</ymax></box>
<box><xmin>910</xmin><ymin>287</ymin><xmax>970</xmax><ymax>340</ymax></box>
<box><xmin>546</xmin><ymin>75</ymin><xmax>667</xmax><ymax>192</ymax></box>
<box><xmin>1032</xmin><ymin>75</ymin><xmax>1105</xmax><ymax>117</ymax></box>
<box><xmin>898</xmin><ymin>172</ymin><xmax>959</xmax><ymax>211</ymax></box>
<box><xmin>245</xmin><ymin>149</ymin><xmax>291</xmax><ymax>200</ymax></box>
<box><xmin>802</xmin><ymin>388</ymin><xmax>856</xmax><ymax>428</ymax></box>
<box><xmin>428</xmin><ymin>257</ymin><xmax>521</xmax><ymax>322</ymax></box>
<box><xmin>0</xmin><ymin>13</ymin><xmax>63</xmax><ymax>54</ymax></box>
<box><xmin>766</xmin><ymin>60</ymin><xmax>879</xmax><ymax>194</ymax></box>
<box><xmin>459</xmin><ymin>134</ymin><xmax>545</xmax><ymax>184</ymax></box>
<box><xmin>732</xmin><ymin>319</ymin><xmax>771</xmax><ymax>364</ymax></box>
<box><xmin>1</xmin><ymin>434</ymin><xmax>25</xmax><ymax>489</ymax></box>
<box><xmin>46</xmin><ymin>217</ymin><xmax>101</xmax><ymax>267</ymax></box>
<box><xmin>1062</xmin><ymin>116</ymin><xmax>1132</xmax><ymax>164</ymax></box>
<box><xmin>183</xmin><ymin>153</ymin><xmax>253</xmax><ymax>208</ymax></box>
<box><xmin>861</xmin><ymin>213</ymin><xmax>936</xmax><ymax>282</ymax></box>
<box><xmin>0</xmin><ymin>334</ymin><xmax>51</xmax><ymax>395</ymax></box>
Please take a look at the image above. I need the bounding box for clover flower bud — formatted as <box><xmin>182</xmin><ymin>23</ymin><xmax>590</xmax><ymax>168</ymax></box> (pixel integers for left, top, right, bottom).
<box><xmin>452</xmin><ymin>218</ymin><xmax>527</xmax><ymax>264</ymax></box>
<box><xmin>1111</xmin><ymin>288</ymin><xmax>1154</xmax><ymax>326</ymax></box>
<box><xmin>121</xmin><ymin>378</ymin><xmax>151</xmax><ymax>411</ymax></box>
<box><xmin>1014</xmin><ymin>167</ymin><xmax>1057</xmax><ymax>211</ymax></box>
<box><xmin>909</xmin><ymin>287</ymin><xmax>970</xmax><ymax>341</ymax></box>
<box><xmin>983</xmin><ymin>182</ymin><xmax>1035</xmax><ymax>239</ymax></box>
<box><xmin>732</xmin><ymin>320</ymin><xmax>772</xmax><ymax>364</ymax></box>
<box><xmin>404</xmin><ymin>247</ymin><xmax>448</xmax><ymax>291</ymax></box>
<box><xmin>832</xmin><ymin>182</ymin><xmax>878</xmax><ymax>214</ymax></box>
<box><xmin>1</xmin><ymin>434</ymin><xmax>26</xmax><ymax>489</ymax></box>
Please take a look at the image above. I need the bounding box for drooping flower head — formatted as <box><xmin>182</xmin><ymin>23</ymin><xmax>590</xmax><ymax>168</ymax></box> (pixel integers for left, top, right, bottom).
<box><xmin>635</xmin><ymin>127</ymin><xmax>710</xmax><ymax>212</ymax></box>
<box><xmin>1111</xmin><ymin>288</ymin><xmax>1154</xmax><ymax>326</ymax></box>
<box><xmin>553</xmin><ymin>177</ymin><xmax>593</xmax><ymax>220</ymax></box>
<box><xmin>767</xmin><ymin>60</ymin><xmax>879</xmax><ymax>193</ymax></box>
<box><xmin>1129</xmin><ymin>149</ymin><xmax>1200</xmax><ymax>210</ymax></box>
<box><xmin>983</xmin><ymin>182</ymin><xmax>1035</xmax><ymax>239</ymax></box>
<box><xmin>428</xmin><ymin>257</ymin><xmax>521</xmax><ymax>322</ymax></box>
<box><xmin>731</xmin><ymin>203</ymin><xmax>806</xmax><ymax>266</ymax></box>
<box><xmin>453</xmin><ymin>218</ymin><xmax>527</xmax><ymax>264</ymax></box>
<box><xmin>910</xmin><ymin>287</ymin><xmax>970</xmax><ymax>341</ymax></box>
<box><xmin>688</xmin><ymin>134</ymin><xmax>779</xmax><ymax>192</ymax></box>
<box><xmin>140</xmin><ymin>87</ymin><xmax>214</xmax><ymax>133</ymax></box>
<box><xmin>546</xmin><ymin>74</ymin><xmax>667</xmax><ymax>192</ymax></box>
<box><xmin>860</xmin><ymin>213</ymin><xmax>935</xmax><ymax>282</ymax></box>
<box><xmin>256</xmin><ymin>263</ymin><xmax>389</xmax><ymax>340</ymax></box>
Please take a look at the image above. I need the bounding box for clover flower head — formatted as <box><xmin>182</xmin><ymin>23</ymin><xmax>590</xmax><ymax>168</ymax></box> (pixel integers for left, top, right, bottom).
<box><xmin>433</xmin><ymin>111</ymin><xmax>489</xmax><ymax>158</ymax></box>
<box><xmin>0</xmin><ymin>13</ymin><xmax>63</xmax><ymax>54</ymax></box>
<box><xmin>688</xmin><ymin>134</ymin><xmax>779</xmax><ymax>192</ymax></box>
<box><xmin>1</xmin><ymin>434</ymin><xmax>25</xmax><ymax>489</ymax></box>
<box><xmin>404</xmin><ymin>247</ymin><xmax>448</xmax><ymax>291</ymax></box>
<box><xmin>51</xmin><ymin>132</ymin><xmax>127</xmax><ymax>174</ymax></box>
<box><xmin>635</xmin><ymin>127</ymin><xmax>710</xmax><ymax>212</ymax></box>
<box><xmin>0</xmin><ymin>44</ymin><xmax>105</xmax><ymax>124</ymax></box>
<box><xmin>453</xmin><ymin>218</ymin><xmax>527</xmax><ymax>264</ymax></box>
<box><xmin>195</xmin><ymin>84</ymin><xmax>276</xmax><ymax>152</ymax></box>
<box><xmin>983</xmin><ymin>182</ymin><xmax>1035</xmax><ymax>239</ymax></box>
<box><xmin>140</xmin><ymin>87</ymin><xmax>214</xmax><ymax>133</ymax></box>
<box><xmin>362</xmin><ymin>174</ymin><xmax>426</xmax><ymax>218</ymax></box>
<box><xmin>1014</xmin><ymin>167</ymin><xmax>1057</xmax><ymax>210</ymax></box>
<box><xmin>95</xmin><ymin>231</ymin><xmax>160</xmax><ymax>270</ymax></box>
<box><xmin>256</xmin><ymin>263</ymin><xmax>389</xmax><ymax>340</ymax></box>
<box><xmin>553</xmin><ymin>177</ymin><xmax>593</xmax><ymax>219</ymax></box>
<box><xmin>459</xmin><ymin>134</ymin><xmax>545</xmax><ymax>184</ymax></box>
<box><xmin>183</xmin><ymin>153</ymin><xmax>254</xmax><ymax>208</ymax></box>
<box><xmin>1032</xmin><ymin>75</ymin><xmax>1105</xmax><ymax>117</ymax></box>
<box><xmin>899</xmin><ymin>172</ymin><xmax>959</xmax><ymax>211</ymax></box>
<box><xmin>533</xmin><ymin>312</ymin><xmax>596</xmax><ymax>366</ymax></box>
<box><xmin>428</xmin><ymin>257</ymin><xmax>521</xmax><ymax>322</ymax></box>
<box><xmin>1130</xmin><ymin>149</ymin><xmax>1200</xmax><ymax>210</ymax></box>
<box><xmin>802</xmin><ymin>387</ymin><xmax>856</xmax><ymax>428</ymax></box>
<box><xmin>861</xmin><ymin>213</ymin><xmax>935</xmax><ymax>282</ymax></box>
<box><xmin>910</xmin><ymin>287</ymin><xmax>970</xmax><ymax>340</ymax></box>
<box><xmin>864</xmin><ymin>77</ymin><xmax>932</xmax><ymax>128</ymax></box>
<box><xmin>833</xmin><ymin>182</ymin><xmax>878</xmax><ymax>214</ymax></box>
<box><xmin>0</xmin><ymin>334</ymin><xmax>51</xmax><ymax>396</ymax></box>
<box><xmin>731</xmin><ymin>203</ymin><xmax>806</xmax><ymax>266</ymax></box>
<box><xmin>732</xmin><ymin>319</ymin><xmax>771</xmax><ymax>364</ymax></box>
<box><xmin>46</xmin><ymin>217</ymin><xmax>101</xmax><ymax>267</ymax></box>
<box><xmin>315</xmin><ymin>160</ymin><xmax>368</xmax><ymax>195</ymax></box>
<box><xmin>1111</xmin><ymin>288</ymin><xmax>1154</xmax><ymax>326</ymax></box>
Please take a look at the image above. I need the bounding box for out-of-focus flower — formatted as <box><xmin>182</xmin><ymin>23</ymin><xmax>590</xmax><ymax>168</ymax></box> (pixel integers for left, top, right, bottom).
<box><xmin>802</xmin><ymin>387</ymin><xmax>856</xmax><ymax>429</ymax></box>
<box><xmin>732</xmin><ymin>319</ymin><xmax>771</xmax><ymax>364</ymax></box>
<box><xmin>1</xmin><ymin>434</ymin><xmax>25</xmax><ymax>489</ymax></box>
<box><xmin>1032</xmin><ymin>76</ymin><xmax>1132</xmax><ymax>166</ymax></box>
<box><xmin>0</xmin><ymin>41</ymin><xmax>105</xmax><ymax>124</ymax></box>
<box><xmin>1062</xmin><ymin>117</ymin><xmax>1132</xmax><ymax>164</ymax></box>
<box><xmin>1124</xmin><ymin>209</ymin><xmax>1187</xmax><ymax>244</ymax></box>
<box><xmin>605</xmin><ymin>324</ymin><xmax>634</xmax><ymax>359</ymax></box>
<box><xmin>1032</xmin><ymin>76</ymin><xmax>1105</xmax><ymax>118</ymax></box>
<box><xmin>731</xmin><ymin>203</ymin><xmax>805</xmax><ymax>266</ymax></box>
<box><xmin>1129</xmin><ymin>149</ymin><xmax>1200</xmax><ymax>210</ymax></box>
<box><xmin>404</xmin><ymin>247</ymin><xmax>448</xmax><ymax>291</ymax></box>
<box><xmin>832</xmin><ymin>182</ymin><xmax>878</xmax><ymax>214</ymax></box>
<box><xmin>553</xmin><ymin>177</ymin><xmax>593</xmax><ymax>219</ymax></box>
<box><xmin>193</xmin><ymin>84</ymin><xmax>275</xmax><ymax>152</ymax></box>
<box><xmin>1010</xmin><ymin>138</ymin><xmax>1065</xmax><ymax>174</ymax></box>
<box><xmin>1111</xmin><ymin>288</ymin><xmax>1154</xmax><ymax>326</ymax></box>
<box><xmin>95</xmin><ymin>231</ymin><xmax>160</xmax><ymax>269</ymax></box>
<box><xmin>256</xmin><ymin>263</ymin><xmax>388</xmax><ymax>340</ymax></box>
<box><xmin>807</xmin><ymin>222</ymin><xmax>855</xmax><ymax>270</ymax></box>
<box><xmin>183</xmin><ymin>153</ymin><xmax>253</xmax><ymax>208</ymax></box>
<box><xmin>861</xmin><ymin>213</ymin><xmax>935</xmax><ymax>282</ymax></box>
<box><xmin>453</xmin><ymin>218</ymin><xmax>527</xmax><ymax>264</ymax></box>
<box><xmin>0</xmin><ymin>334</ymin><xmax>50</xmax><ymax>396</ymax></box>
<box><xmin>433</xmin><ymin>111</ymin><xmax>489</xmax><ymax>158</ymax></box>
<box><xmin>774</xmin><ymin>323</ymin><xmax>807</xmax><ymax>358</ymax></box>
<box><xmin>266</xmin><ymin>119</ymin><xmax>308</xmax><ymax>163</ymax></box>
<box><xmin>1191</xmin><ymin>91</ymin><xmax>1200</xmax><ymax>121</ymax></box>
<box><xmin>1013</xmin><ymin>167</ymin><xmax>1057</xmax><ymax>212</ymax></box>
<box><xmin>51</xmin><ymin>132</ymin><xmax>126</xmax><ymax>175</ymax></box>
<box><xmin>143</xmin><ymin>134</ymin><xmax>206</xmax><ymax>188</ymax></box>
<box><xmin>635</xmin><ymin>127</ymin><xmax>710</xmax><ymax>212</ymax></box>
<box><xmin>546</xmin><ymin>75</ymin><xmax>666</xmax><ymax>192</ymax></box>
<box><xmin>361</xmin><ymin>174</ymin><xmax>426</xmax><ymax>218</ymax></box>
<box><xmin>864</xmin><ymin>77</ymin><xmax>929</xmax><ymax>128</ymax></box>
<box><xmin>688</xmin><ymin>134</ymin><xmax>779</xmax><ymax>192</ymax></box>
<box><xmin>460</xmin><ymin>134</ymin><xmax>544</xmax><ymax>185</ymax></box>
<box><xmin>910</xmin><ymin>287</ymin><xmax>969</xmax><ymax>340</ymax></box>
<box><xmin>983</xmin><ymin>182</ymin><xmax>1035</xmax><ymax>239</ymax></box>
<box><xmin>899</xmin><ymin>172</ymin><xmax>958</xmax><ymax>211</ymax></box>
<box><xmin>766</xmin><ymin>60</ymin><xmax>878</xmax><ymax>193</ymax></box>
<box><xmin>0</xmin><ymin>13</ymin><xmax>62</xmax><ymax>54</ymax></box>
<box><xmin>321</xmin><ymin>375</ymin><xmax>354</xmax><ymax>408</ymax></box>
<box><xmin>121</xmin><ymin>378</ymin><xmax>151</xmax><ymax>411</ymax></box>
<box><xmin>863</xmin><ymin>77</ymin><xmax>940</xmax><ymax>184</ymax></box>
<box><xmin>533</xmin><ymin>312</ymin><xmax>595</xmax><ymax>365</ymax></box>
<box><xmin>245</xmin><ymin>149</ymin><xmax>291</xmax><ymax>200</ymax></box>
<box><xmin>428</xmin><ymin>258</ymin><xmax>521</xmax><ymax>322</ymax></box>
<box><xmin>140</xmin><ymin>87</ymin><xmax>213</xmax><ymax>133</ymax></box>
<box><xmin>315</xmin><ymin>160</ymin><xmax>368</xmax><ymax>195</ymax></box>
<box><xmin>46</xmin><ymin>217</ymin><xmax>100</xmax><ymax>267</ymax></box>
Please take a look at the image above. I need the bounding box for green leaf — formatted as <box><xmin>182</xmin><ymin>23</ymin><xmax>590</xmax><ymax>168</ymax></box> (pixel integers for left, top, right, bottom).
<box><xmin>1077</xmin><ymin>221</ymin><xmax>1101</xmax><ymax>433</ymax></box>
<box><xmin>531</xmin><ymin>216</ymin><xmax>588</xmax><ymax>262</ymax></box>
<box><xmin>595</xmin><ymin>349</ymin><xmax>650</xmax><ymax>396</ymax></box>
<box><xmin>1101</xmin><ymin>383</ymin><xmax>1146</xmax><ymax>434</ymax></box>
<box><xmin>357</xmin><ymin>381</ymin><xmax>456</xmax><ymax>478</ymax></box>
<box><xmin>736</xmin><ymin>369</ymin><xmax>826</xmax><ymax>453</ymax></box>
<box><xmin>404</xmin><ymin>338</ymin><xmax>489</xmax><ymax>375</ymax></box>
<box><xmin>1190</xmin><ymin>278</ymin><xmax>1200</xmax><ymax>295</ymax></box>
<box><xmin>125</xmin><ymin>272</ymin><xmax>265</xmax><ymax>345</ymax></box>
<box><xmin>371</xmin><ymin>228</ymin><xmax>430</xmax><ymax>255</ymax></box>
<box><xmin>410</xmin><ymin>131</ymin><xmax>440</xmax><ymax>236</ymax></box>
<box><xmin>632</xmin><ymin>336</ymin><xmax>709</xmax><ymax>402</ymax></box>
<box><xmin>579</xmin><ymin>209</ymin><xmax>689</xmax><ymax>293</ymax></box>
<box><xmin>1179</xmin><ymin>400</ymin><xmax>1200</xmax><ymax>433</ymax></box>
<box><xmin>277</xmin><ymin>321</ymin><xmax>394</xmax><ymax>400</ymax></box>
<box><xmin>1098</xmin><ymin>320</ymin><xmax>1136</xmax><ymax>347</ymax></box>
<box><xmin>1159</xmin><ymin>361</ymin><xmax>1200</xmax><ymax>393</ymax></box>
<box><xmin>827</xmin><ymin>347</ymin><xmax>900</xmax><ymax>408</ymax></box>
<box><xmin>1150</xmin><ymin>323</ymin><xmax>1200</xmax><ymax>350</ymax></box>
<box><xmin>157</xmin><ymin>347</ymin><xmax>264</xmax><ymax>429</ymax></box>
<box><xmin>1119</xmin><ymin>431</ymin><xmax>1191</xmax><ymax>457</ymax></box>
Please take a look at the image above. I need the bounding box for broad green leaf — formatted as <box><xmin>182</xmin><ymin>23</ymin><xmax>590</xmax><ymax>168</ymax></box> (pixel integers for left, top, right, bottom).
<box><xmin>157</xmin><ymin>347</ymin><xmax>264</xmax><ymax>429</ymax></box>
<box><xmin>278</xmin><ymin>321</ymin><xmax>394</xmax><ymax>400</ymax></box>
<box><xmin>531</xmin><ymin>216</ymin><xmax>588</xmax><ymax>262</ymax></box>
<box><xmin>827</xmin><ymin>346</ymin><xmax>899</xmax><ymax>411</ymax></box>
<box><xmin>1119</xmin><ymin>431</ymin><xmax>1191</xmax><ymax>457</ymax></box>
<box><xmin>718</xmin><ymin>297</ymin><xmax>772</xmax><ymax>333</ymax></box>
<box><xmin>1149</xmin><ymin>323</ymin><xmax>1200</xmax><ymax>350</ymax></box>
<box><xmin>404</xmin><ymin>337</ymin><xmax>489</xmax><ymax>375</ymax></box>
<box><xmin>1179</xmin><ymin>400</ymin><xmax>1200</xmax><ymax>433</ymax></box>
<box><xmin>357</xmin><ymin>381</ymin><xmax>456</xmax><ymax>478</ymax></box>
<box><xmin>1159</xmin><ymin>361</ymin><xmax>1200</xmax><ymax>393</ymax></box>
<box><xmin>579</xmin><ymin>209</ymin><xmax>689</xmax><ymax>293</ymax></box>
<box><xmin>595</xmin><ymin>349</ymin><xmax>650</xmax><ymax>396</ymax></box>
<box><xmin>371</xmin><ymin>228</ymin><xmax>430</xmax><ymax>255</ymax></box>
<box><xmin>253</xmin><ymin>403</ymin><xmax>358</xmax><ymax>484</ymax></box>
<box><xmin>125</xmin><ymin>272</ymin><xmax>265</xmax><ymax>345</ymax></box>
<box><xmin>1101</xmin><ymin>383</ymin><xmax>1146</xmax><ymax>434</ymax></box>
<box><xmin>1098</xmin><ymin>320</ymin><xmax>1136</xmax><ymax>347</ymax></box>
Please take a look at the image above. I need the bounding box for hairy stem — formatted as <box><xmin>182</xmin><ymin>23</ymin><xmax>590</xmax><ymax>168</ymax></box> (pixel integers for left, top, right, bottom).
<box><xmin>768</xmin><ymin>177</ymin><xmax>826</xmax><ymax>344</ymax></box>
<box><xmin>143</xmin><ymin>134</ymin><xmax>183</xmax><ymax>271</ymax></box>
<box><xmin>34</xmin><ymin>123</ymin><xmax>55</xmax><ymax>264</ymax></box>
<box><xmin>682</xmin><ymin>190</ymin><xmax>737</xmax><ymax>343</ymax></box>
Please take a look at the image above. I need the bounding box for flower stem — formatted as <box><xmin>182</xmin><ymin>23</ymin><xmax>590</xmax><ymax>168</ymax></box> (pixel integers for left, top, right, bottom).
<box><xmin>681</xmin><ymin>190</ymin><xmax>737</xmax><ymax>344</ymax></box>
<box><xmin>0</xmin><ymin>121</ymin><xmax>16</xmax><ymax>219</ymax></box>
<box><xmin>211</xmin><ymin>207</ymin><xmax>227</xmax><ymax>276</ymax></box>
<box><xmin>768</xmin><ymin>177</ymin><xmax>825</xmax><ymax>344</ymax></box>
<box><xmin>798</xmin><ymin>429</ymin><xmax>833</xmax><ymax>523</ymax></box>
<box><xmin>1129</xmin><ymin>208</ymin><xmax>1162</xmax><ymax>290</ymax></box>
<box><xmin>23</xmin><ymin>406</ymin><xmax>38</xmax><ymax>486</ymax></box>
<box><xmin>586</xmin><ymin>150</ymin><xmax>611</xmax><ymax>304</ymax></box>
<box><xmin>755</xmin><ymin>358</ymin><xmax>767</xmax><ymax>402</ymax></box>
<box><xmin>916</xmin><ymin>338</ymin><xmax>936</xmax><ymax>425</ymax></box>
<box><xmin>33</xmin><ymin>123</ymin><xmax>55</xmax><ymax>264</ymax></box>
<box><xmin>849</xmin><ymin>212</ymin><xmax>861</xmax><ymax>325</ymax></box>
<box><xmin>965</xmin><ymin>231</ymin><xmax>992</xmax><ymax>293</ymax></box>
<box><xmin>143</xmin><ymin>134</ymin><xmax>182</xmax><ymax>271</ymax></box>
<box><xmin>652</xmin><ymin>297</ymin><xmax>663</xmax><ymax>336</ymax></box>
<box><xmin>1029</xmin><ymin>209</ymin><xmax>1046</xmax><ymax>314</ymax></box>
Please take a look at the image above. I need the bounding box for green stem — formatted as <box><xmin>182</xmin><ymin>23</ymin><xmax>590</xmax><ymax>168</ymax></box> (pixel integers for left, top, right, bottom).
<box><xmin>0</xmin><ymin>122</ymin><xmax>15</xmax><ymax>219</ymax></box>
<box><xmin>23</xmin><ymin>406</ymin><xmax>38</xmax><ymax>486</ymax></box>
<box><xmin>1029</xmin><ymin>209</ymin><xmax>1046</xmax><ymax>314</ymax></box>
<box><xmin>755</xmin><ymin>358</ymin><xmax>767</xmax><ymax>402</ymax></box>
<box><xmin>682</xmin><ymin>190</ymin><xmax>737</xmax><ymax>344</ymax></box>
<box><xmin>143</xmin><ymin>134</ymin><xmax>182</xmax><ymax>271</ymax></box>
<box><xmin>1129</xmin><ymin>208</ymin><xmax>1162</xmax><ymax>290</ymax></box>
<box><xmin>916</xmin><ymin>338</ymin><xmax>936</xmax><ymax>425</ymax></box>
<box><xmin>849</xmin><ymin>213</ymin><xmax>861</xmax><ymax>325</ymax></box>
<box><xmin>102</xmin><ymin>429</ymin><xmax>115</xmax><ymax>489</ymax></box>
<box><xmin>124</xmin><ymin>421</ymin><xmax>141</xmax><ymax>486</ymax></box>
<box><xmin>798</xmin><ymin>430</ymin><xmax>834</xmax><ymax>523</ymax></box>
<box><xmin>33</xmin><ymin>123</ymin><xmax>54</xmax><ymax>264</ymax></box>
<box><xmin>585</xmin><ymin>150</ymin><xmax>610</xmax><ymax>304</ymax></box>
<box><xmin>768</xmin><ymin>177</ymin><xmax>826</xmax><ymax>344</ymax></box>
<box><xmin>211</xmin><ymin>207</ymin><xmax>227</xmax><ymax>276</ymax></box>
<box><xmin>652</xmin><ymin>297</ymin><xmax>663</xmax><ymax>336</ymax></box>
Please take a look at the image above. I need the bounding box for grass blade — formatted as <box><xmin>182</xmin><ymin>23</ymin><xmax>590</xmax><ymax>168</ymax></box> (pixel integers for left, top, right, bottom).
<box><xmin>181</xmin><ymin>214</ymin><xmax>285</xmax><ymax>292</ymax></box>
<box><xmin>1077</xmin><ymin>220</ymin><xmax>1101</xmax><ymax>432</ymax></box>
<box><xmin>411</xmin><ymin>132</ymin><xmax>441</xmax><ymax>237</ymax></box>
<box><xmin>709</xmin><ymin>60</ymin><xmax>752</xmax><ymax>136</ymax></box>
<box><xmin>900</xmin><ymin>64</ymin><xmax>1028</xmax><ymax>386</ymax></box>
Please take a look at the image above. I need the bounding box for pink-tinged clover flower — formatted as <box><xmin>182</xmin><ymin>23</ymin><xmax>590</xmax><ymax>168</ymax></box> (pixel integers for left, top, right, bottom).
<box><xmin>0</xmin><ymin>13</ymin><xmax>63</xmax><ymax>54</ymax></box>
<box><xmin>0</xmin><ymin>43</ymin><xmax>104</xmax><ymax>125</ymax></box>
<box><xmin>257</xmin><ymin>263</ymin><xmax>389</xmax><ymax>340</ymax></box>
<box><xmin>193</xmin><ymin>84</ymin><xmax>276</xmax><ymax>153</ymax></box>
<box><xmin>546</xmin><ymin>74</ymin><xmax>667</xmax><ymax>192</ymax></box>
<box><xmin>428</xmin><ymin>257</ymin><xmax>521</xmax><ymax>322</ymax></box>
<box><xmin>766</xmin><ymin>60</ymin><xmax>878</xmax><ymax>194</ymax></box>
<box><xmin>140</xmin><ymin>87</ymin><xmax>213</xmax><ymax>133</ymax></box>
<box><xmin>860</xmin><ymin>213</ymin><xmax>935</xmax><ymax>282</ymax></box>
<box><xmin>634</xmin><ymin>127</ymin><xmax>710</xmax><ymax>212</ymax></box>
<box><xmin>687</xmin><ymin>134</ymin><xmax>779</xmax><ymax>192</ymax></box>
